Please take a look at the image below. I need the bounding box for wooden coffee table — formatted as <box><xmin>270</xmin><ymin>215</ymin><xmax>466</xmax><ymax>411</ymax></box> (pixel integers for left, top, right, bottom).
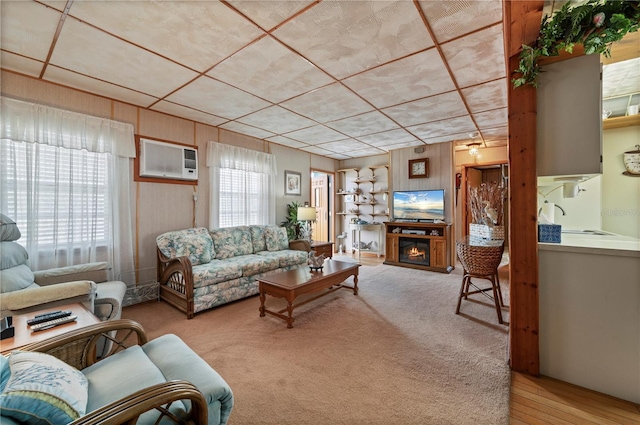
<box><xmin>258</xmin><ymin>260</ymin><xmax>360</xmax><ymax>328</ymax></box>
<box><xmin>0</xmin><ymin>303</ymin><xmax>100</xmax><ymax>354</ymax></box>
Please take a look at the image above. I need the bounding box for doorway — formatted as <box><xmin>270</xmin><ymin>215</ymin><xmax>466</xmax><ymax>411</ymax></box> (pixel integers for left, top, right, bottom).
<box><xmin>310</xmin><ymin>170</ymin><xmax>335</xmax><ymax>244</ymax></box>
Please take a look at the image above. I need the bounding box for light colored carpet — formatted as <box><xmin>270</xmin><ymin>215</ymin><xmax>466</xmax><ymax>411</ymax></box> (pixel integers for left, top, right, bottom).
<box><xmin>123</xmin><ymin>262</ymin><xmax>510</xmax><ymax>425</ymax></box>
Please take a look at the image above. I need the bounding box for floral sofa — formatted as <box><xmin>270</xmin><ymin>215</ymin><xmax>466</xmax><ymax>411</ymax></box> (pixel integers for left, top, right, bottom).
<box><xmin>156</xmin><ymin>226</ymin><xmax>310</xmax><ymax>319</ymax></box>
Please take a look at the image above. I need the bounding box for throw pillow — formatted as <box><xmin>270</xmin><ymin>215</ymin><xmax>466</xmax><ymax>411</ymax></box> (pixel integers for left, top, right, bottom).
<box><xmin>0</xmin><ymin>264</ymin><xmax>35</xmax><ymax>293</ymax></box>
<box><xmin>0</xmin><ymin>215</ymin><xmax>21</xmax><ymax>242</ymax></box>
<box><xmin>0</xmin><ymin>351</ymin><xmax>89</xmax><ymax>425</ymax></box>
<box><xmin>265</xmin><ymin>227</ymin><xmax>289</xmax><ymax>252</ymax></box>
<box><xmin>0</xmin><ymin>242</ymin><xmax>29</xmax><ymax>270</ymax></box>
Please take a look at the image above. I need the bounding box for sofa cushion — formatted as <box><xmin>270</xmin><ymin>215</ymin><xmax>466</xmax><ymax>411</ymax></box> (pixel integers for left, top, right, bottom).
<box><xmin>0</xmin><ymin>215</ymin><xmax>21</xmax><ymax>242</ymax></box>
<box><xmin>0</xmin><ymin>242</ymin><xmax>28</xmax><ymax>270</ymax></box>
<box><xmin>211</xmin><ymin>227</ymin><xmax>253</xmax><ymax>259</ymax></box>
<box><xmin>264</xmin><ymin>226</ymin><xmax>289</xmax><ymax>251</ymax></box>
<box><xmin>156</xmin><ymin>227</ymin><xmax>214</xmax><ymax>266</ymax></box>
<box><xmin>0</xmin><ymin>355</ymin><xmax>10</xmax><ymax>392</ymax></box>
<box><xmin>257</xmin><ymin>250</ymin><xmax>308</xmax><ymax>268</ymax></box>
<box><xmin>0</xmin><ymin>351</ymin><xmax>88</xmax><ymax>425</ymax></box>
<box><xmin>249</xmin><ymin>226</ymin><xmax>268</xmax><ymax>253</ymax></box>
<box><xmin>222</xmin><ymin>254</ymin><xmax>280</xmax><ymax>277</ymax></box>
<box><xmin>0</xmin><ymin>264</ymin><xmax>35</xmax><ymax>293</ymax></box>
<box><xmin>192</xmin><ymin>261</ymin><xmax>242</xmax><ymax>289</ymax></box>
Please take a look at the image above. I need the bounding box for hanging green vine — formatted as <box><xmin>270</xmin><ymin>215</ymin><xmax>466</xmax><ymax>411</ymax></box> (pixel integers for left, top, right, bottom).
<box><xmin>513</xmin><ymin>0</ymin><xmax>640</xmax><ymax>88</ymax></box>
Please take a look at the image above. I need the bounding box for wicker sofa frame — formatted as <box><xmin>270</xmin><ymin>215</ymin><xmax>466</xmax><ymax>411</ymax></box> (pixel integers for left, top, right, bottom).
<box><xmin>16</xmin><ymin>319</ymin><xmax>211</xmax><ymax>425</ymax></box>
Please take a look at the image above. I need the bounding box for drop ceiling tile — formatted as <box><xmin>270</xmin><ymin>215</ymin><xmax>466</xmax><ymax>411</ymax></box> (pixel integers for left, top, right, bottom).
<box><xmin>316</xmin><ymin>140</ymin><xmax>370</xmax><ymax>153</ymax></box>
<box><xmin>326</xmin><ymin>111</ymin><xmax>398</xmax><ymax>137</ymax></box>
<box><xmin>441</xmin><ymin>24</ymin><xmax>506</xmax><ymax>89</ymax></box>
<box><xmin>299</xmin><ymin>145</ymin><xmax>335</xmax><ymax>156</ymax></box>
<box><xmin>474</xmin><ymin>108</ymin><xmax>507</xmax><ymax>129</ymax></box>
<box><xmin>207</xmin><ymin>36</ymin><xmax>333</xmax><ymax>103</ymax></box>
<box><xmin>1</xmin><ymin>2</ymin><xmax>60</xmax><ymax>61</ymax></box>
<box><xmin>481</xmin><ymin>126</ymin><xmax>508</xmax><ymax>140</ymax></box>
<box><xmin>461</xmin><ymin>79</ymin><xmax>508</xmax><ymax>113</ymax></box>
<box><xmin>151</xmin><ymin>101</ymin><xmax>228</xmax><ymax>127</ymax></box>
<box><xmin>227</xmin><ymin>1</ymin><xmax>315</xmax><ymax>31</ymax></box>
<box><xmin>348</xmin><ymin>147</ymin><xmax>387</xmax><ymax>157</ymax></box>
<box><xmin>382</xmin><ymin>91</ymin><xmax>466</xmax><ymax>127</ymax></box>
<box><xmin>274</xmin><ymin>1</ymin><xmax>433</xmax><ymax>79</ymax></box>
<box><xmin>65</xmin><ymin>1</ymin><xmax>264</xmax><ymax>72</ymax></box>
<box><xmin>421</xmin><ymin>131</ymin><xmax>473</xmax><ymax>144</ymax></box>
<box><xmin>281</xmin><ymin>83</ymin><xmax>373</xmax><ymax>123</ymax></box>
<box><xmin>602</xmin><ymin>58</ymin><xmax>640</xmax><ymax>98</ymax></box>
<box><xmin>51</xmin><ymin>18</ymin><xmax>198</xmax><ymax>98</ymax></box>
<box><xmin>220</xmin><ymin>121</ymin><xmax>275</xmax><ymax>140</ymax></box>
<box><xmin>376</xmin><ymin>139</ymin><xmax>425</xmax><ymax>152</ymax></box>
<box><xmin>343</xmin><ymin>49</ymin><xmax>456</xmax><ymax>108</ymax></box>
<box><xmin>266</xmin><ymin>136</ymin><xmax>309</xmax><ymax>149</ymax></box>
<box><xmin>45</xmin><ymin>65</ymin><xmax>159</xmax><ymax>107</ymax></box>
<box><xmin>323</xmin><ymin>152</ymin><xmax>352</xmax><ymax>160</ymax></box>
<box><xmin>356</xmin><ymin>129</ymin><xmax>418</xmax><ymax>146</ymax></box>
<box><xmin>166</xmin><ymin>76</ymin><xmax>270</xmax><ymax>120</ymax></box>
<box><xmin>283</xmin><ymin>125</ymin><xmax>347</xmax><ymax>144</ymax></box>
<box><xmin>0</xmin><ymin>51</ymin><xmax>43</xmax><ymax>77</ymax></box>
<box><xmin>407</xmin><ymin>115</ymin><xmax>476</xmax><ymax>140</ymax></box>
<box><xmin>418</xmin><ymin>0</ymin><xmax>502</xmax><ymax>43</ymax></box>
<box><xmin>238</xmin><ymin>106</ymin><xmax>316</xmax><ymax>134</ymax></box>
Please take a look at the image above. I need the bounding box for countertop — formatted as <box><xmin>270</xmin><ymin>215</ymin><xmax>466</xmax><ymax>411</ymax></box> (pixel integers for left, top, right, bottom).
<box><xmin>538</xmin><ymin>231</ymin><xmax>640</xmax><ymax>257</ymax></box>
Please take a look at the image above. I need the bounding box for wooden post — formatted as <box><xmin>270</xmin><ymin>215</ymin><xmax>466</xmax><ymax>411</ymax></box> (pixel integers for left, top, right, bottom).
<box><xmin>503</xmin><ymin>0</ymin><xmax>544</xmax><ymax>376</ymax></box>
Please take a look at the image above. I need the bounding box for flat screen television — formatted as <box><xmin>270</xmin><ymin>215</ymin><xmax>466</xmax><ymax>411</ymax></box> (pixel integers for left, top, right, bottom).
<box><xmin>392</xmin><ymin>189</ymin><xmax>445</xmax><ymax>222</ymax></box>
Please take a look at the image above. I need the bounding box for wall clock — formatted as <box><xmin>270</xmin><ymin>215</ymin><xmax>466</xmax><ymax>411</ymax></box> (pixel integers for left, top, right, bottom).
<box><xmin>408</xmin><ymin>158</ymin><xmax>429</xmax><ymax>179</ymax></box>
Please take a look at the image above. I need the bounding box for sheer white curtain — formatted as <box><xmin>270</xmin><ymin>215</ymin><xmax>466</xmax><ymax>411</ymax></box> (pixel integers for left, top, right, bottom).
<box><xmin>0</xmin><ymin>97</ymin><xmax>135</xmax><ymax>279</ymax></box>
<box><xmin>207</xmin><ymin>141</ymin><xmax>276</xmax><ymax>228</ymax></box>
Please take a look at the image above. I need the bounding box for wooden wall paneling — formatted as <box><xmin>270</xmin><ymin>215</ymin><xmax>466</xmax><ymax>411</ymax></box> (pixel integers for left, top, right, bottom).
<box><xmin>219</xmin><ymin>129</ymin><xmax>268</xmax><ymax>152</ymax></box>
<box><xmin>504</xmin><ymin>0</ymin><xmax>544</xmax><ymax>376</ymax></box>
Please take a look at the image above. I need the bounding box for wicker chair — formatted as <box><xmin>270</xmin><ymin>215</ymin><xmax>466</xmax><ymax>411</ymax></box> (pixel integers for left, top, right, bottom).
<box><xmin>4</xmin><ymin>319</ymin><xmax>233</xmax><ymax>425</ymax></box>
<box><xmin>455</xmin><ymin>237</ymin><xmax>505</xmax><ymax>324</ymax></box>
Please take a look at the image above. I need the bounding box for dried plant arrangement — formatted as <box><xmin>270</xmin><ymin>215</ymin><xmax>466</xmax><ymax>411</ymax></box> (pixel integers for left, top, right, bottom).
<box><xmin>469</xmin><ymin>182</ymin><xmax>507</xmax><ymax>226</ymax></box>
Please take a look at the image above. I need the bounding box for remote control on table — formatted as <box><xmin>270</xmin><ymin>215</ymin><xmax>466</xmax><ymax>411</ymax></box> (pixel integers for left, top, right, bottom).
<box><xmin>30</xmin><ymin>315</ymin><xmax>77</xmax><ymax>332</ymax></box>
<box><xmin>27</xmin><ymin>310</ymin><xmax>73</xmax><ymax>326</ymax></box>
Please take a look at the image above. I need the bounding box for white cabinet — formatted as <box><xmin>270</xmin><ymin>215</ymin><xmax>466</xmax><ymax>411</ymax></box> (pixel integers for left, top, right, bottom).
<box><xmin>537</xmin><ymin>54</ymin><xmax>602</xmax><ymax>178</ymax></box>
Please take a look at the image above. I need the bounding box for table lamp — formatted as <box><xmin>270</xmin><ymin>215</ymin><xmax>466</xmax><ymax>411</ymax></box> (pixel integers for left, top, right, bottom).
<box><xmin>297</xmin><ymin>202</ymin><xmax>317</xmax><ymax>244</ymax></box>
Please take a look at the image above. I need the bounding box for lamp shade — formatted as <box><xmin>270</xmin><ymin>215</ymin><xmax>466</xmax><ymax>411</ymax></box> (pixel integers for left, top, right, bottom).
<box><xmin>297</xmin><ymin>206</ymin><xmax>317</xmax><ymax>221</ymax></box>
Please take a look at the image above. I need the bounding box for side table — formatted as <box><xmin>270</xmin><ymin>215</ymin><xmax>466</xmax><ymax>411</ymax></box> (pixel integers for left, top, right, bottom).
<box><xmin>310</xmin><ymin>241</ymin><xmax>334</xmax><ymax>259</ymax></box>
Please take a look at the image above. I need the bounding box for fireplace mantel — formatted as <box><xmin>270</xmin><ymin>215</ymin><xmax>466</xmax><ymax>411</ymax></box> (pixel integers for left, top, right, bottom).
<box><xmin>383</xmin><ymin>222</ymin><xmax>453</xmax><ymax>273</ymax></box>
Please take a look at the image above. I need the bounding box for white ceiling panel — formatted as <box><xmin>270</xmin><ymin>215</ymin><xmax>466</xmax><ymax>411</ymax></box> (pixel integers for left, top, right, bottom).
<box><xmin>207</xmin><ymin>36</ymin><xmax>333</xmax><ymax>104</ymax></box>
<box><xmin>481</xmin><ymin>126</ymin><xmax>509</xmax><ymax>141</ymax></box>
<box><xmin>45</xmin><ymin>66</ymin><xmax>159</xmax><ymax>107</ymax></box>
<box><xmin>273</xmin><ymin>1</ymin><xmax>433</xmax><ymax>79</ymax></box>
<box><xmin>377</xmin><ymin>139</ymin><xmax>425</xmax><ymax>151</ymax></box>
<box><xmin>602</xmin><ymin>57</ymin><xmax>640</xmax><ymax>98</ymax></box>
<box><xmin>474</xmin><ymin>108</ymin><xmax>508</xmax><ymax>129</ymax></box>
<box><xmin>418</xmin><ymin>0</ymin><xmax>503</xmax><ymax>43</ymax></box>
<box><xmin>238</xmin><ymin>106</ymin><xmax>316</xmax><ymax>134</ymax></box>
<box><xmin>461</xmin><ymin>79</ymin><xmax>508</xmax><ymax>113</ymax></box>
<box><xmin>323</xmin><ymin>152</ymin><xmax>352</xmax><ymax>160</ymax></box>
<box><xmin>283</xmin><ymin>125</ymin><xmax>348</xmax><ymax>144</ymax></box>
<box><xmin>316</xmin><ymin>139</ymin><xmax>371</xmax><ymax>154</ymax></box>
<box><xmin>343</xmin><ymin>49</ymin><xmax>456</xmax><ymax>108</ymax></box>
<box><xmin>356</xmin><ymin>128</ymin><xmax>418</xmax><ymax>146</ymax></box>
<box><xmin>348</xmin><ymin>147</ymin><xmax>387</xmax><ymax>157</ymax></box>
<box><xmin>422</xmin><ymin>131</ymin><xmax>474</xmax><ymax>144</ymax></box>
<box><xmin>407</xmin><ymin>115</ymin><xmax>476</xmax><ymax>140</ymax></box>
<box><xmin>51</xmin><ymin>18</ymin><xmax>198</xmax><ymax>98</ymax></box>
<box><xmin>441</xmin><ymin>24</ymin><xmax>506</xmax><ymax>89</ymax></box>
<box><xmin>66</xmin><ymin>1</ymin><xmax>264</xmax><ymax>73</ymax></box>
<box><xmin>220</xmin><ymin>121</ymin><xmax>275</xmax><ymax>139</ymax></box>
<box><xmin>227</xmin><ymin>1</ymin><xmax>315</xmax><ymax>32</ymax></box>
<box><xmin>151</xmin><ymin>101</ymin><xmax>228</xmax><ymax>128</ymax></box>
<box><xmin>166</xmin><ymin>76</ymin><xmax>270</xmax><ymax>120</ymax></box>
<box><xmin>299</xmin><ymin>145</ymin><xmax>336</xmax><ymax>157</ymax></box>
<box><xmin>326</xmin><ymin>111</ymin><xmax>399</xmax><ymax>137</ymax></box>
<box><xmin>265</xmin><ymin>136</ymin><xmax>309</xmax><ymax>149</ymax></box>
<box><xmin>382</xmin><ymin>91</ymin><xmax>466</xmax><ymax>127</ymax></box>
<box><xmin>0</xmin><ymin>51</ymin><xmax>43</xmax><ymax>77</ymax></box>
<box><xmin>1</xmin><ymin>2</ymin><xmax>61</xmax><ymax>61</ymax></box>
<box><xmin>281</xmin><ymin>83</ymin><xmax>373</xmax><ymax>123</ymax></box>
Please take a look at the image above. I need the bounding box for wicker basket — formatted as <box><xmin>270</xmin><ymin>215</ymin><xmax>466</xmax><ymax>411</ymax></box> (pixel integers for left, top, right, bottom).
<box><xmin>456</xmin><ymin>240</ymin><xmax>504</xmax><ymax>276</ymax></box>
<box><xmin>469</xmin><ymin>223</ymin><xmax>505</xmax><ymax>240</ymax></box>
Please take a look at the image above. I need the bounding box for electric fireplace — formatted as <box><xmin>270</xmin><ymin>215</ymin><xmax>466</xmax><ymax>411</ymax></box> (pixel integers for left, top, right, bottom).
<box><xmin>399</xmin><ymin>237</ymin><xmax>430</xmax><ymax>266</ymax></box>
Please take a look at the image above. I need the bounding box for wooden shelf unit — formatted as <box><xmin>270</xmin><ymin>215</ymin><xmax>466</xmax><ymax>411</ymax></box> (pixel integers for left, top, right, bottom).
<box><xmin>383</xmin><ymin>222</ymin><xmax>453</xmax><ymax>273</ymax></box>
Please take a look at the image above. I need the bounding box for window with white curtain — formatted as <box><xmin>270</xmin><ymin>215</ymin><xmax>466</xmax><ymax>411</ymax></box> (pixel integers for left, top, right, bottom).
<box><xmin>0</xmin><ymin>97</ymin><xmax>136</xmax><ymax>278</ymax></box>
<box><xmin>207</xmin><ymin>141</ymin><xmax>276</xmax><ymax>228</ymax></box>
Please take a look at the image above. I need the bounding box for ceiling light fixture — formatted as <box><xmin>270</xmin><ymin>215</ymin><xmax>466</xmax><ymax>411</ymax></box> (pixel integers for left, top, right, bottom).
<box><xmin>468</xmin><ymin>142</ymin><xmax>481</xmax><ymax>156</ymax></box>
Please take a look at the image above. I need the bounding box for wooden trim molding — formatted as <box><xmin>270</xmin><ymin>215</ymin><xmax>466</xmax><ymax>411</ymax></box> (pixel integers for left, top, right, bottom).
<box><xmin>504</xmin><ymin>0</ymin><xmax>544</xmax><ymax>376</ymax></box>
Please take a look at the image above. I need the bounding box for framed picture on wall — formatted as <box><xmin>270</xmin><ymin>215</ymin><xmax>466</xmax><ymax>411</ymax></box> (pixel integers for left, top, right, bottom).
<box><xmin>285</xmin><ymin>170</ymin><xmax>302</xmax><ymax>195</ymax></box>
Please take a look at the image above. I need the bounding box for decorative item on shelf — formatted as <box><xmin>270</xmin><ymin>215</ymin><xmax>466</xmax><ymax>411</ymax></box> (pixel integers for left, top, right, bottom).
<box><xmin>408</xmin><ymin>158</ymin><xmax>429</xmax><ymax>179</ymax></box>
<box><xmin>513</xmin><ymin>0</ymin><xmax>640</xmax><ymax>88</ymax></box>
<box><xmin>308</xmin><ymin>251</ymin><xmax>326</xmax><ymax>271</ymax></box>
<box><xmin>623</xmin><ymin>144</ymin><xmax>640</xmax><ymax>176</ymax></box>
<box><xmin>297</xmin><ymin>202</ymin><xmax>317</xmax><ymax>244</ymax></box>
<box><xmin>468</xmin><ymin>181</ymin><xmax>506</xmax><ymax>240</ymax></box>
<box><xmin>348</xmin><ymin>208</ymin><xmax>359</xmax><ymax>214</ymax></box>
<box><xmin>602</xmin><ymin>109</ymin><xmax>612</xmax><ymax>120</ymax></box>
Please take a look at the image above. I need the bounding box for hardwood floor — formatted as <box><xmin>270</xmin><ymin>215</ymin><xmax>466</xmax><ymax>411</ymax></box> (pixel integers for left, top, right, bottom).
<box><xmin>335</xmin><ymin>252</ymin><xmax>640</xmax><ymax>424</ymax></box>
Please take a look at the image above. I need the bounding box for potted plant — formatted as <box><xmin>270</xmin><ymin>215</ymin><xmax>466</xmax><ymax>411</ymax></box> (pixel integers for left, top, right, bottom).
<box><xmin>280</xmin><ymin>201</ymin><xmax>302</xmax><ymax>240</ymax></box>
<box><xmin>468</xmin><ymin>182</ymin><xmax>507</xmax><ymax>240</ymax></box>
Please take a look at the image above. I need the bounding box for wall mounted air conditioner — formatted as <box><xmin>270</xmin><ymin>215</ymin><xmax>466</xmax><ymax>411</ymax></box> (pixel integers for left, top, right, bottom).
<box><xmin>139</xmin><ymin>137</ymin><xmax>198</xmax><ymax>181</ymax></box>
